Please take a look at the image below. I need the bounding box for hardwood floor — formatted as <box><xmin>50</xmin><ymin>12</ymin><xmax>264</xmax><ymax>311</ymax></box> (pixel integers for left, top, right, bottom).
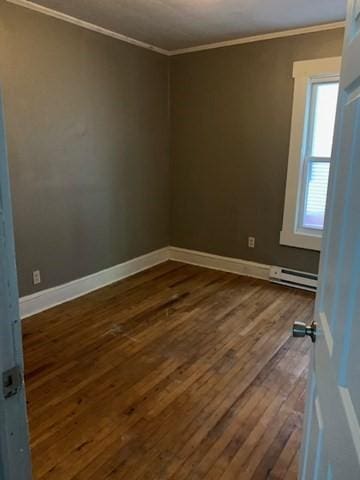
<box><xmin>23</xmin><ymin>261</ymin><xmax>314</xmax><ymax>480</ymax></box>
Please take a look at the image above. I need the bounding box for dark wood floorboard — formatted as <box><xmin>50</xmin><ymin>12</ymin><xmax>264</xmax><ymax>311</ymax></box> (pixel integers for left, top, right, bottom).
<box><xmin>22</xmin><ymin>261</ymin><xmax>314</xmax><ymax>479</ymax></box>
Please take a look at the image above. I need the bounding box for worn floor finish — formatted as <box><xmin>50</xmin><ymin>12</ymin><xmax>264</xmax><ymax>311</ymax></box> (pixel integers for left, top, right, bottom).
<box><xmin>23</xmin><ymin>261</ymin><xmax>314</xmax><ymax>479</ymax></box>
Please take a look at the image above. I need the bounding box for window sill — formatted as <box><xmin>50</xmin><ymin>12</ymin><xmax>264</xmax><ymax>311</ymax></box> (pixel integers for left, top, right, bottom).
<box><xmin>280</xmin><ymin>230</ymin><xmax>322</xmax><ymax>251</ymax></box>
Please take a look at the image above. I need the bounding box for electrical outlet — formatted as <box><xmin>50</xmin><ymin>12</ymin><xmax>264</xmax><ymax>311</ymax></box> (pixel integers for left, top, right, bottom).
<box><xmin>248</xmin><ymin>236</ymin><xmax>256</xmax><ymax>248</ymax></box>
<box><xmin>32</xmin><ymin>270</ymin><xmax>41</xmax><ymax>285</ymax></box>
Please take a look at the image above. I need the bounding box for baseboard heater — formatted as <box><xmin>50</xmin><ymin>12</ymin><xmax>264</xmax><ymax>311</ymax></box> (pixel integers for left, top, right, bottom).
<box><xmin>269</xmin><ymin>266</ymin><xmax>318</xmax><ymax>292</ymax></box>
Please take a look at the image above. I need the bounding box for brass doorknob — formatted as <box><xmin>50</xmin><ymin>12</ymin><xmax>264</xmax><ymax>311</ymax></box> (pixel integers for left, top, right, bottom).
<box><xmin>293</xmin><ymin>321</ymin><xmax>317</xmax><ymax>343</ymax></box>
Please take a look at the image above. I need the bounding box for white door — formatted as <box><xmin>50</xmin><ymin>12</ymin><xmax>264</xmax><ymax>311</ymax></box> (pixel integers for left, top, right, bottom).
<box><xmin>0</xmin><ymin>93</ymin><xmax>32</xmax><ymax>478</ymax></box>
<box><xmin>298</xmin><ymin>1</ymin><xmax>360</xmax><ymax>478</ymax></box>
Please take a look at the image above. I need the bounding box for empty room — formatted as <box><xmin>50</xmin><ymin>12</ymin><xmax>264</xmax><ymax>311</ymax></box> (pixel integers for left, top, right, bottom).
<box><xmin>1</xmin><ymin>0</ymin><xmax>360</xmax><ymax>479</ymax></box>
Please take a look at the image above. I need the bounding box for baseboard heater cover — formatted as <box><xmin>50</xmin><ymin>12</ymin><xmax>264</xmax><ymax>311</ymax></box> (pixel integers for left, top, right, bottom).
<box><xmin>269</xmin><ymin>266</ymin><xmax>318</xmax><ymax>292</ymax></box>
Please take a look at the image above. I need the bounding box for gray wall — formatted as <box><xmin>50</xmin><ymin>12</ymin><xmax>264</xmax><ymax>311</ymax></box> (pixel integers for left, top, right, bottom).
<box><xmin>0</xmin><ymin>1</ymin><xmax>170</xmax><ymax>296</ymax></box>
<box><xmin>0</xmin><ymin>1</ymin><xmax>345</xmax><ymax>296</ymax></box>
<box><xmin>170</xmin><ymin>29</ymin><xmax>344</xmax><ymax>273</ymax></box>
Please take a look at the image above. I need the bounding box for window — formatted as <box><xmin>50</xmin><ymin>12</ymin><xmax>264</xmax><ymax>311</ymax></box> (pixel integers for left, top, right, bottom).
<box><xmin>299</xmin><ymin>80</ymin><xmax>339</xmax><ymax>231</ymax></box>
<box><xmin>281</xmin><ymin>57</ymin><xmax>341</xmax><ymax>251</ymax></box>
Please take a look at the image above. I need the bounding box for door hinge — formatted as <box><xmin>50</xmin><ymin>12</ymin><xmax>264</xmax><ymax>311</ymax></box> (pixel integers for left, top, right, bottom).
<box><xmin>2</xmin><ymin>366</ymin><xmax>23</xmax><ymax>399</ymax></box>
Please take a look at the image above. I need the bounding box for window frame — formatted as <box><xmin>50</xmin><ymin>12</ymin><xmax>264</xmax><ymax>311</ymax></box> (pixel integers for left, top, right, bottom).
<box><xmin>280</xmin><ymin>57</ymin><xmax>341</xmax><ymax>251</ymax></box>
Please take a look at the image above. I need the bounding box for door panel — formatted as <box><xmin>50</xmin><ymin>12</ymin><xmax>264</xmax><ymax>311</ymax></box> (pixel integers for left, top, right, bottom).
<box><xmin>0</xmin><ymin>93</ymin><xmax>32</xmax><ymax>478</ymax></box>
<box><xmin>299</xmin><ymin>1</ymin><xmax>360</xmax><ymax>478</ymax></box>
<box><xmin>320</xmin><ymin>100</ymin><xmax>357</xmax><ymax>327</ymax></box>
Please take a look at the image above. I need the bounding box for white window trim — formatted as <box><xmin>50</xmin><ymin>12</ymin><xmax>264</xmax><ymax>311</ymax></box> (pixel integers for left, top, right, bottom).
<box><xmin>280</xmin><ymin>57</ymin><xmax>342</xmax><ymax>251</ymax></box>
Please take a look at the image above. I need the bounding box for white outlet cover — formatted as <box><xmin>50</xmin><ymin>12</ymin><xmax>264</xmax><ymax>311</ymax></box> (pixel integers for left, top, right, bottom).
<box><xmin>248</xmin><ymin>237</ymin><xmax>255</xmax><ymax>248</ymax></box>
<box><xmin>33</xmin><ymin>270</ymin><xmax>41</xmax><ymax>285</ymax></box>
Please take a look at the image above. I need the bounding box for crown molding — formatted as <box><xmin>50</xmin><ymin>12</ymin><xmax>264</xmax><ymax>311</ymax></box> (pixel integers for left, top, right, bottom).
<box><xmin>6</xmin><ymin>0</ymin><xmax>170</xmax><ymax>56</ymax></box>
<box><xmin>6</xmin><ymin>0</ymin><xmax>345</xmax><ymax>57</ymax></box>
<box><xmin>169</xmin><ymin>21</ymin><xmax>346</xmax><ymax>56</ymax></box>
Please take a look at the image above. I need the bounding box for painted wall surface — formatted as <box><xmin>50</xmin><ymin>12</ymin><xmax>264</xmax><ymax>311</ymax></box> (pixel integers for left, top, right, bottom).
<box><xmin>0</xmin><ymin>0</ymin><xmax>345</xmax><ymax>296</ymax></box>
<box><xmin>170</xmin><ymin>29</ymin><xmax>344</xmax><ymax>273</ymax></box>
<box><xmin>0</xmin><ymin>1</ymin><xmax>170</xmax><ymax>296</ymax></box>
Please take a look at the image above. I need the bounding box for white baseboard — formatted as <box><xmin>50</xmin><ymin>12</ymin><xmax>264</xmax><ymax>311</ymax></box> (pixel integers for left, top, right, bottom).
<box><xmin>20</xmin><ymin>246</ymin><xmax>272</xmax><ymax>319</ymax></box>
<box><xmin>20</xmin><ymin>247</ymin><xmax>170</xmax><ymax>319</ymax></box>
<box><xmin>168</xmin><ymin>247</ymin><xmax>270</xmax><ymax>281</ymax></box>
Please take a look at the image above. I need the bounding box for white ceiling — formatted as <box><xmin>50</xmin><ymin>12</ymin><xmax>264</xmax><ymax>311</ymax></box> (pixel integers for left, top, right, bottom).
<box><xmin>21</xmin><ymin>0</ymin><xmax>346</xmax><ymax>51</ymax></box>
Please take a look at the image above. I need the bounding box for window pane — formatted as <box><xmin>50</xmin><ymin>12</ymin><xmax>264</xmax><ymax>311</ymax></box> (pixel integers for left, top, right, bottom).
<box><xmin>303</xmin><ymin>161</ymin><xmax>330</xmax><ymax>230</ymax></box>
<box><xmin>311</xmin><ymin>82</ymin><xmax>339</xmax><ymax>158</ymax></box>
